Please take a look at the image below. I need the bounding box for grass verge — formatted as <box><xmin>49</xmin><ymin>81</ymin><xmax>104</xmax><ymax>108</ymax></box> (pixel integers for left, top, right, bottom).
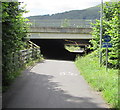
<box><xmin>65</xmin><ymin>45</ymin><xmax>81</xmax><ymax>52</ymax></box>
<box><xmin>75</xmin><ymin>51</ymin><xmax>118</xmax><ymax>108</ymax></box>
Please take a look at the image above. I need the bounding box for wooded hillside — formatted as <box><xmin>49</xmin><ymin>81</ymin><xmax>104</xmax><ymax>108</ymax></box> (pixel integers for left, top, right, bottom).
<box><xmin>28</xmin><ymin>5</ymin><xmax>100</xmax><ymax>20</ymax></box>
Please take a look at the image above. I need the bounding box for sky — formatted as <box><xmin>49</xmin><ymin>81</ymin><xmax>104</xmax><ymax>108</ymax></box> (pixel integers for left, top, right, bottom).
<box><xmin>18</xmin><ymin>0</ymin><xmax>111</xmax><ymax>17</ymax></box>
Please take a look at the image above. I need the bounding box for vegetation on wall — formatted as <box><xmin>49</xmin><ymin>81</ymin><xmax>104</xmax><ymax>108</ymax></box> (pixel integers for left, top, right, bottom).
<box><xmin>90</xmin><ymin>1</ymin><xmax>120</xmax><ymax>68</ymax></box>
<box><xmin>2</xmin><ymin>2</ymin><xmax>29</xmax><ymax>88</ymax></box>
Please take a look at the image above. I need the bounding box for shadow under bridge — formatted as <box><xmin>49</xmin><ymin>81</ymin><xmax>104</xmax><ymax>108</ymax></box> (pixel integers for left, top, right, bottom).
<box><xmin>31</xmin><ymin>39</ymin><xmax>90</xmax><ymax>61</ymax></box>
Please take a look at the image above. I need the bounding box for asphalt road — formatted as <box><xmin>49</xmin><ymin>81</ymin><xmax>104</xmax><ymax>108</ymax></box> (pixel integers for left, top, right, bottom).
<box><xmin>3</xmin><ymin>60</ymin><xmax>109</xmax><ymax>108</ymax></box>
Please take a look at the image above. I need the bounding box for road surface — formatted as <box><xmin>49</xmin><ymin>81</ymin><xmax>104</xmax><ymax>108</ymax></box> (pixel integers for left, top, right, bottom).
<box><xmin>3</xmin><ymin>60</ymin><xmax>109</xmax><ymax>108</ymax></box>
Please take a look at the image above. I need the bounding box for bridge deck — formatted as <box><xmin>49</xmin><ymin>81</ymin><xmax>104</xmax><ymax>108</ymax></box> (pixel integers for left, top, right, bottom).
<box><xmin>28</xmin><ymin>33</ymin><xmax>92</xmax><ymax>39</ymax></box>
<box><xmin>28</xmin><ymin>27</ymin><xmax>92</xmax><ymax>39</ymax></box>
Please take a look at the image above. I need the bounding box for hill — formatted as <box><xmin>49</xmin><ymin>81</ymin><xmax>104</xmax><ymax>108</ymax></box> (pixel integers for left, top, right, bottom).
<box><xmin>27</xmin><ymin>5</ymin><xmax>100</xmax><ymax>20</ymax></box>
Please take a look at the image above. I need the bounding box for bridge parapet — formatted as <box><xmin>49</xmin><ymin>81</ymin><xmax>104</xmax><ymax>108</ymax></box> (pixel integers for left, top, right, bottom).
<box><xmin>28</xmin><ymin>19</ymin><xmax>95</xmax><ymax>28</ymax></box>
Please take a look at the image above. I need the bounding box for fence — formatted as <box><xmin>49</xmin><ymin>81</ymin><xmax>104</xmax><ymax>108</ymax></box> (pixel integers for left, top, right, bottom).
<box><xmin>28</xmin><ymin>19</ymin><xmax>96</xmax><ymax>28</ymax></box>
<box><xmin>11</xmin><ymin>41</ymin><xmax>41</xmax><ymax>71</ymax></box>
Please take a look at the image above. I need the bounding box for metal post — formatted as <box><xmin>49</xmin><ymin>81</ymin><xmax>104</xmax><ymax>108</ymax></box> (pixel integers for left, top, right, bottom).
<box><xmin>100</xmin><ymin>0</ymin><xmax>103</xmax><ymax>66</ymax></box>
<box><xmin>106</xmin><ymin>46</ymin><xmax>108</xmax><ymax>71</ymax></box>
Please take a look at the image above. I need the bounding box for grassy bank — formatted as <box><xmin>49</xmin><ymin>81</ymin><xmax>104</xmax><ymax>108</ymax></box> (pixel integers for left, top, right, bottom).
<box><xmin>75</xmin><ymin>51</ymin><xmax>118</xmax><ymax>108</ymax></box>
<box><xmin>65</xmin><ymin>45</ymin><xmax>81</xmax><ymax>52</ymax></box>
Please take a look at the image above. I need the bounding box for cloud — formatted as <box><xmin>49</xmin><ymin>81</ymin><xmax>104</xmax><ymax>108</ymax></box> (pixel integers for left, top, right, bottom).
<box><xmin>19</xmin><ymin>0</ymin><xmax>111</xmax><ymax>17</ymax></box>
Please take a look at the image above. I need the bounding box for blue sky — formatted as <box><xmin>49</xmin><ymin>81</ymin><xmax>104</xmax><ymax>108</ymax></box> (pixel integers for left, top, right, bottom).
<box><xmin>18</xmin><ymin>0</ymin><xmax>111</xmax><ymax>17</ymax></box>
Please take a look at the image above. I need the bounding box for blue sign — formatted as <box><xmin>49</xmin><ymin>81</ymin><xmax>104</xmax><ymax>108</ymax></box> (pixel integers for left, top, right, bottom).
<box><xmin>104</xmin><ymin>35</ymin><xmax>111</xmax><ymax>42</ymax></box>
<box><xmin>102</xmin><ymin>42</ymin><xmax>112</xmax><ymax>48</ymax></box>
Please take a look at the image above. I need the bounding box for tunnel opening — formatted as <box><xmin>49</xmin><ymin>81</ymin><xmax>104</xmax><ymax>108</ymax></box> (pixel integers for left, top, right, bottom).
<box><xmin>30</xmin><ymin>39</ymin><xmax>86</xmax><ymax>61</ymax></box>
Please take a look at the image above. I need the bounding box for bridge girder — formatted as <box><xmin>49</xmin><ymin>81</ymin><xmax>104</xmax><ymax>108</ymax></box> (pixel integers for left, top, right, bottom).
<box><xmin>27</xmin><ymin>27</ymin><xmax>92</xmax><ymax>40</ymax></box>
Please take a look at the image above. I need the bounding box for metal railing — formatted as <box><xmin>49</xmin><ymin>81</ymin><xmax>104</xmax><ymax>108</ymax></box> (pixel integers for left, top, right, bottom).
<box><xmin>27</xmin><ymin>19</ymin><xmax>96</xmax><ymax>28</ymax></box>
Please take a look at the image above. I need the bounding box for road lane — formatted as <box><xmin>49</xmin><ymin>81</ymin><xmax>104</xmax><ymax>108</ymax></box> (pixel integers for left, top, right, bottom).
<box><xmin>3</xmin><ymin>60</ymin><xmax>109</xmax><ymax>108</ymax></box>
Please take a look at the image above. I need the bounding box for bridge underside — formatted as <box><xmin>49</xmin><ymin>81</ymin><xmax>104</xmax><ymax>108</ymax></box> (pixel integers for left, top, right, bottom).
<box><xmin>31</xmin><ymin>39</ymin><xmax>91</xmax><ymax>60</ymax></box>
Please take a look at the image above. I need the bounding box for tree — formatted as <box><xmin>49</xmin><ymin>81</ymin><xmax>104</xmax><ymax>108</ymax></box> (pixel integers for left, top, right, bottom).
<box><xmin>2</xmin><ymin>2</ymin><xmax>29</xmax><ymax>86</ymax></box>
<box><xmin>61</xmin><ymin>19</ymin><xmax>70</xmax><ymax>27</ymax></box>
<box><xmin>90</xmin><ymin>1</ymin><xmax>120</xmax><ymax>68</ymax></box>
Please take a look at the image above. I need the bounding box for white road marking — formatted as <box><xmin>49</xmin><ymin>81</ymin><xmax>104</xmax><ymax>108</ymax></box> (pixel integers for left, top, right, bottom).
<box><xmin>59</xmin><ymin>72</ymin><xmax>78</xmax><ymax>76</ymax></box>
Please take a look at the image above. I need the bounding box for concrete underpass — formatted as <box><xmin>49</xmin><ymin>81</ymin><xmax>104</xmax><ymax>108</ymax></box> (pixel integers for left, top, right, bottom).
<box><xmin>31</xmin><ymin>39</ymin><xmax>90</xmax><ymax>60</ymax></box>
<box><xmin>28</xmin><ymin>27</ymin><xmax>92</xmax><ymax>60</ymax></box>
